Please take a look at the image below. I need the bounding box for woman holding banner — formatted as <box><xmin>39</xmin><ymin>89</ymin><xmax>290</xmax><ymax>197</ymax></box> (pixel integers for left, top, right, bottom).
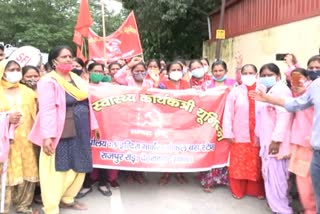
<box><xmin>29</xmin><ymin>45</ymin><xmax>99</xmax><ymax>214</ymax></box>
<box><xmin>0</xmin><ymin>59</ymin><xmax>39</xmax><ymax>214</ymax></box>
<box><xmin>222</xmin><ymin>64</ymin><xmax>265</xmax><ymax>199</ymax></box>
<box><xmin>200</xmin><ymin>60</ymin><xmax>236</xmax><ymax>192</ymax></box>
<box><xmin>158</xmin><ymin>61</ymin><xmax>190</xmax><ymax>185</ymax></box>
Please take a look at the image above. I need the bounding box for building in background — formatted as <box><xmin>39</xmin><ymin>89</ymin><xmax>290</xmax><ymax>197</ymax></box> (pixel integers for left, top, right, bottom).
<box><xmin>204</xmin><ymin>0</ymin><xmax>320</xmax><ymax>75</ymax></box>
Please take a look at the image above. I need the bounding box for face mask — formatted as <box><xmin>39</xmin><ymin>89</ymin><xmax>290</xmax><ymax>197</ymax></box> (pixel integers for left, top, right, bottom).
<box><xmin>55</xmin><ymin>63</ymin><xmax>73</xmax><ymax>74</ymax></box>
<box><xmin>4</xmin><ymin>71</ymin><xmax>22</xmax><ymax>83</ymax></box>
<box><xmin>133</xmin><ymin>71</ymin><xmax>146</xmax><ymax>82</ymax></box>
<box><xmin>21</xmin><ymin>79</ymin><xmax>37</xmax><ymax>89</ymax></box>
<box><xmin>71</xmin><ymin>68</ymin><xmax>83</xmax><ymax>76</ymax></box>
<box><xmin>191</xmin><ymin>68</ymin><xmax>205</xmax><ymax>78</ymax></box>
<box><xmin>169</xmin><ymin>71</ymin><xmax>183</xmax><ymax>81</ymax></box>
<box><xmin>241</xmin><ymin>75</ymin><xmax>256</xmax><ymax>86</ymax></box>
<box><xmin>308</xmin><ymin>70</ymin><xmax>320</xmax><ymax>81</ymax></box>
<box><xmin>89</xmin><ymin>73</ymin><xmax>104</xmax><ymax>83</ymax></box>
<box><xmin>101</xmin><ymin>75</ymin><xmax>112</xmax><ymax>83</ymax></box>
<box><xmin>212</xmin><ymin>74</ymin><xmax>227</xmax><ymax>82</ymax></box>
<box><xmin>203</xmin><ymin>66</ymin><xmax>209</xmax><ymax>73</ymax></box>
<box><xmin>259</xmin><ymin>76</ymin><xmax>277</xmax><ymax>88</ymax></box>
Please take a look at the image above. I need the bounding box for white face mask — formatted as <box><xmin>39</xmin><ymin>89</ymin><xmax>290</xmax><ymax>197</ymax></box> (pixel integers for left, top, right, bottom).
<box><xmin>241</xmin><ymin>74</ymin><xmax>256</xmax><ymax>86</ymax></box>
<box><xmin>191</xmin><ymin>68</ymin><xmax>205</xmax><ymax>78</ymax></box>
<box><xmin>4</xmin><ymin>71</ymin><xmax>22</xmax><ymax>83</ymax></box>
<box><xmin>203</xmin><ymin>65</ymin><xmax>209</xmax><ymax>73</ymax></box>
<box><xmin>169</xmin><ymin>71</ymin><xmax>183</xmax><ymax>81</ymax></box>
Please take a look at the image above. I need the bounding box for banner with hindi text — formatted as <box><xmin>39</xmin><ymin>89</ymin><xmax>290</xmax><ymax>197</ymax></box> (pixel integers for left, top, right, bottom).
<box><xmin>90</xmin><ymin>84</ymin><xmax>230</xmax><ymax>172</ymax></box>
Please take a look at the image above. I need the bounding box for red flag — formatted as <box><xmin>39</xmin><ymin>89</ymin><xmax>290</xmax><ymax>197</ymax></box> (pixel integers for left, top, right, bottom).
<box><xmin>74</xmin><ymin>0</ymin><xmax>93</xmax><ymax>37</ymax></box>
<box><xmin>88</xmin><ymin>11</ymin><xmax>143</xmax><ymax>62</ymax></box>
<box><xmin>73</xmin><ymin>30</ymin><xmax>83</xmax><ymax>46</ymax></box>
<box><xmin>76</xmin><ymin>46</ymin><xmax>87</xmax><ymax>62</ymax></box>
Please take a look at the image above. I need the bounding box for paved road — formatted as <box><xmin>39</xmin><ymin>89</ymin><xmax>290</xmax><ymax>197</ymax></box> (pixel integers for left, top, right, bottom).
<box><xmin>12</xmin><ymin>173</ymin><xmax>272</xmax><ymax>214</ymax></box>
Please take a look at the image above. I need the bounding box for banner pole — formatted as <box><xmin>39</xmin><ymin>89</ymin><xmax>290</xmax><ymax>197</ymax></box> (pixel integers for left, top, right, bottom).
<box><xmin>101</xmin><ymin>0</ymin><xmax>107</xmax><ymax>66</ymax></box>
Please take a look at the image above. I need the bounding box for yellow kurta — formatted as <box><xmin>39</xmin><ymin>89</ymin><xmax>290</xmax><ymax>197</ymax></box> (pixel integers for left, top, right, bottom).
<box><xmin>0</xmin><ymin>84</ymin><xmax>39</xmax><ymax>186</ymax></box>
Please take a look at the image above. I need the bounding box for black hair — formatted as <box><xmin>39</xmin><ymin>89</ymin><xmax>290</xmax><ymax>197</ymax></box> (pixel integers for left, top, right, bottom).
<box><xmin>166</xmin><ymin>61</ymin><xmax>184</xmax><ymax>73</ymax></box>
<box><xmin>189</xmin><ymin>59</ymin><xmax>203</xmax><ymax>69</ymax></box>
<box><xmin>73</xmin><ymin>57</ymin><xmax>85</xmax><ymax>68</ymax></box>
<box><xmin>108</xmin><ymin>62</ymin><xmax>121</xmax><ymax>70</ymax></box>
<box><xmin>259</xmin><ymin>63</ymin><xmax>281</xmax><ymax>78</ymax></box>
<box><xmin>0</xmin><ymin>44</ymin><xmax>4</xmax><ymax>52</ymax></box>
<box><xmin>146</xmin><ymin>59</ymin><xmax>160</xmax><ymax>69</ymax></box>
<box><xmin>241</xmin><ymin>64</ymin><xmax>258</xmax><ymax>74</ymax></box>
<box><xmin>22</xmin><ymin>65</ymin><xmax>40</xmax><ymax>77</ymax></box>
<box><xmin>88</xmin><ymin>62</ymin><xmax>104</xmax><ymax>72</ymax></box>
<box><xmin>291</xmin><ymin>68</ymin><xmax>308</xmax><ymax>78</ymax></box>
<box><xmin>44</xmin><ymin>62</ymin><xmax>52</xmax><ymax>72</ymax></box>
<box><xmin>5</xmin><ymin>60</ymin><xmax>20</xmax><ymax>70</ymax></box>
<box><xmin>175</xmin><ymin>58</ymin><xmax>187</xmax><ymax>66</ymax></box>
<box><xmin>201</xmin><ymin>58</ymin><xmax>210</xmax><ymax>66</ymax></box>
<box><xmin>48</xmin><ymin>45</ymin><xmax>73</xmax><ymax>68</ymax></box>
<box><xmin>307</xmin><ymin>55</ymin><xmax>320</xmax><ymax>66</ymax></box>
<box><xmin>211</xmin><ymin>60</ymin><xmax>227</xmax><ymax>71</ymax></box>
<box><xmin>131</xmin><ymin>62</ymin><xmax>146</xmax><ymax>72</ymax></box>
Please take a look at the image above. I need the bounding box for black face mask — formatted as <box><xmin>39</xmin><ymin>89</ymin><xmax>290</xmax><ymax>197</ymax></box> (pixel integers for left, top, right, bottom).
<box><xmin>308</xmin><ymin>70</ymin><xmax>320</xmax><ymax>81</ymax></box>
<box><xmin>71</xmin><ymin>68</ymin><xmax>83</xmax><ymax>76</ymax></box>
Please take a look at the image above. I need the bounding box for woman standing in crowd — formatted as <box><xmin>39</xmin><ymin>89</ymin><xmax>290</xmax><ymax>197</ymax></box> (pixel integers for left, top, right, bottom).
<box><xmin>77</xmin><ymin>62</ymin><xmax>113</xmax><ymax>198</ymax></box>
<box><xmin>288</xmin><ymin>68</ymin><xmax>316</xmax><ymax>214</ymax></box>
<box><xmin>189</xmin><ymin>60</ymin><xmax>206</xmax><ymax>89</ymax></box>
<box><xmin>113</xmin><ymin>57</ymin><xmax>149</xmax><ymax>184</ymax></box>
<box><xmin>20</xmin><ymin>66</ymin><xmax>41</xmax><ymax>90</ymax></box>
<box><xmin>203</xmin><ymin>60</ymin><xmax>236</xmax><ymax>89</ymax></box>
<box><xmin>223</xmin><ymin>64</ymin><xmax>265</xmax><ymax>199</ymax></box>
<box><xmin>29</xmin><ymin>45</ymin><xmax>99</xmax><ymax>214</ymax></box>
<box><xmin>108</xmin><ymin>62</ymin><xmax>121</xmax><ymax>79</ymax></box>
<box><xmin>72</xmin><ymin>57</ymin><xmax>85</xmax><ymax>77</ymax></box>
<box><xmin>255</xmin><ymin>63</ymin><xmax>293</xmax><ymax>214</ymax></box>
<box><xmin>251</xmin><ymin>55</ymin><xmax>320</xmax><ymax>214</ymax></box>
<box><xmin>307</xmin><ymin>55</ymin><xmax>320</xmax><ymax>80</ymax></box>
<box><xmin>200</xmin><ymin>60</ymin><xmax>235</xmax><ymax>193</ymax></box>
<box><xmin>158</xmin><ymin>61</ymin><xmax>190</xmax><ymax>185</ymax></box>
<box><xmin>0</xmin><ymin>60</ymin><xmax>39</xmax><ymax>214</ymax></box>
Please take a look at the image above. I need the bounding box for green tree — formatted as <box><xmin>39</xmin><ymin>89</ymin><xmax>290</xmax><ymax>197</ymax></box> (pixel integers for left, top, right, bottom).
<box><xmin>0</xmin><ymin>0</ymin><xmax>78</xmax><ymax>52</ymax></box>
<box><xmin>121</xmin><ymin>0</ymin><xmax>219</xmax><ymax>60</ymax></box>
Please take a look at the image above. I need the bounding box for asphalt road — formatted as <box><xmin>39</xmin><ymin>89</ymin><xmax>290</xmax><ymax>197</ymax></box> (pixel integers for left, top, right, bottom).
<box><xmin>11</xmin><ymin>173</ymin><xmax>272</xmax><ymax>214</ymax></box>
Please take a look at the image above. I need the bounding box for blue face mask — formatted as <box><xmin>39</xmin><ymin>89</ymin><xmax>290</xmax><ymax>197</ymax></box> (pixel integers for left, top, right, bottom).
<box><xmin>259</xmin><ymin>76</ymin><xmax>277</xmax><ymax>88</ymax></box>
<box><xmin>191</xmin><ymin>68</ymin><xmax>205</xmax><ymax>78</ymax></box>
<box><xmin>212</xmin><ymin>74</ymin><xmax>227</xmax><ymax>82</ymax></box>
<box><xmin>308</xmin><ymin>70</ymin><xmax>320</xmax><ymax>81</ymax></box>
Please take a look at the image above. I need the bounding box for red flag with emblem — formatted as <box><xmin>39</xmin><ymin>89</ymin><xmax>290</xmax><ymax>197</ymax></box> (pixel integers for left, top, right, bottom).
<box><xmin>88</xmin><ymin>11</ymin><xmax>143</xmax><ymax>62</ymax></box>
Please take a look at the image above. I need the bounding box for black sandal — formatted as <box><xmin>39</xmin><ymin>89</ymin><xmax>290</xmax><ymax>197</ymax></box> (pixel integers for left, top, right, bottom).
<box><xmin>98</xmin><ymin>185</ymin><xmax>112</xmax><ymax>197</ymax></box>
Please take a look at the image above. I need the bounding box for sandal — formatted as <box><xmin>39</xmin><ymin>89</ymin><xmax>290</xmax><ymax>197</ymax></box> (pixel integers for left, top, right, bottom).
<box><xmin>133</xmin><ymin>172</ymin><xmax>147</xmax><ymax>184</ymax></box>
<box><xmin>257</xmin><ymin>195</ymin><xmax>265</xmax><ymax>200</ymax></box>
<box><xmin>175</xmin><ymin>173</ymin><xmax>188</xmax><ymax>184</ymax></box>
<box><xmin>232</xmin><ymin>194</ymin><xmax>243</xmax><ymax>199</ymax></box>
<box><xmin>203</xmin><ymin>187</ymin><xmax>214</xmax><ymax>193</ymax></box>
<box><xmin>98</xmin><ymin>185</ymin><xmax>112</xmax><ymax>197</ymax></box>
<box><xmin>60</xmin><ymin>201</ymin><xmax>87</xmax><ymax>210</ymax></box>
<box><xmin>17</xmin><ymin>208</ymin><xmax>40</xmax><ymax>214</ymax></box>
<box><xmin>75</xmin><ymin>187</ymin><xmax>92</xmax><ymax>199</ymax></box>
<box><xmin>159</xmin><ymin>173</ymin><xmax>170</xmax><ymax>185</ymax></box>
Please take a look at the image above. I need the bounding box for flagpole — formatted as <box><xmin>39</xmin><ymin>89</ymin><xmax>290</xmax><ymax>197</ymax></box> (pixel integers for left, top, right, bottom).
<box><xmin>101</xmin><ymin>0</ymin><xmax>107</xmax><ymax>66</ymax></box>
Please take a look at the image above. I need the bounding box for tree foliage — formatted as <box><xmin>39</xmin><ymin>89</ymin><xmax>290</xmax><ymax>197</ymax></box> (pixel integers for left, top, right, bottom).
<box><xmin>0</xmin><ymin>0</ymin><xmax>78</xmax><ymax>52</ymax></box>
<box><xmin>121</xmin><ymin>0</ymin><xmax>220</xmax><ymax>60</ymax></box>
<box><xmin>0</xmin><ymin>0</ymin><xmax>128</xmax><ymax>53</ymax></box>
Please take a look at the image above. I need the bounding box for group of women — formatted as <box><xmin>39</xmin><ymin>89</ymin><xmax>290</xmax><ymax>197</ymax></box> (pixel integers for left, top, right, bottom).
<box><xmin>0</xmin><ymin>44</ymin><xmax>320</xmax><ymax>214</ymax></box>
